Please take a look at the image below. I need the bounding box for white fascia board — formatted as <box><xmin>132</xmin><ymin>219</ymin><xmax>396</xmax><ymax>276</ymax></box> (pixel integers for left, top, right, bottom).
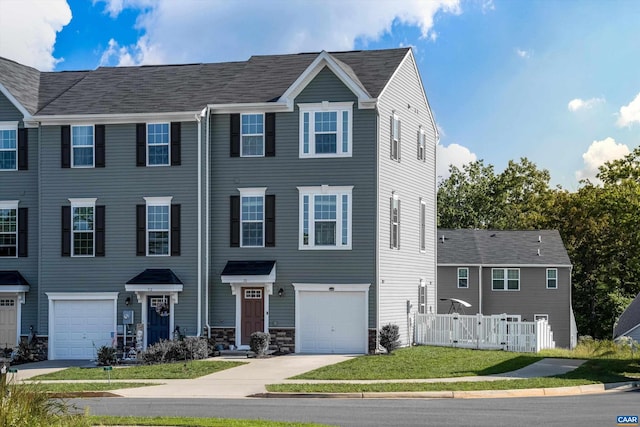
<box><xmin>439</xmin><ymin>263</ymin><xmax>572</xmax><ymax>268</ymax></box>
<box><xmin>377</xmin><ymin>49</ymin><xmax>439</xmax><ymax>140</ymax></box>
<box><xmin>292</xmin><ymin>283</ymin><xmax>371</xmax><ymax>292</ymax></box>
<box><xmin>32</xmin><ymin>111</ymin><xmax>199</xmax><ymax>126</ymax></box>
<box><xmin>46</xmin><ymin>292</ymin><xmax>119</xmax><ymax>300</ymax></box>
<box><xmin>278</xmin><ymin>51</ymin><xmax>376</xmax><ymax>109</ymax></box>
<box><xmin>0</xmin><ymin>285</ymin><xmax>29</xmax><ymax>293</ymax></box>
<box><xmin>0</xmin><ymin>83</ymin><xmax>35</xmax><ymax>124</ymax></box>
<box><xmin>124</xmin><ymin>284</ymin><xmax>183</xmax><ymax>293</ymax></box>
<box><xmin>207</xmin><ymin>102</ymin><xmax>291</xmax><ymax>114</ymax></box>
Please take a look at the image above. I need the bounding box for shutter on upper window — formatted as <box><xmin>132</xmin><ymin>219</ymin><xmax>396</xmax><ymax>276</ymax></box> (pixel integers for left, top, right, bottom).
<box><xmin>397</xmin><ymin>120</ymin><xmax>401</xmax><ymax>161</ymax></box>
<box><xmin>95</xmin><ymin>125</ymin><xmax>106</xmax><ymax>167</ymax></box>
<box><xmin>230</xmin><ymin>195</ymin><xmax>240</xmax><ymax>247</ymax></box>
<box><xmin>397</xmin><ymin>199</ymin><xmax>401</xmax><ymax>248</ymax></box>
<box><xmin>61</xmin><ymin>125</ymin><xmax>71</xmax><ymax>168</ymax></box>
<box><xmin>171</xmin><ymin>122</ymin><xmax>181</xmax><ymax>165</ymax></box>
<box><xmin>136</xmin><ymin>204</ymin><xmax>146</xmax><ymax>256</ymax></box>
<box><xmin>18</xmin><ymin>128</ymin><xmax>28</xmax><ymax>170</ymax></box>
<box><xmin>265</xmin><ymin>194</ymin><xmax>275</xmax><ymax>247</ymax></box>
<box><xmin>95</xmin><ymin>205</ymin><xmax>105</xmax><ymax>256</ymax></box>
<box><xmin>18</xmin><ymin>207</ymin><xmax>28</xmax><ymax>257</ymax></box>
<box><xmin>265</xmin><ymin>113</ymin><xmax>276</xmax><ymax>157</ymax></box>
<box><xmin>390</xmin><ymin>197</ymin><xmax>394</xmax><ymax>249</ymax></box>
<box><xmin>61</xmin><ymin>206</ymin><xmax>71</xmax><ymax>256</ymax></box>
<box><xmin>230</xmin><ymin>114</ymin><xmax>240</xmax><ymax>157</ymax></box>
<box><xmin>390</xmin><ymin>116</ymin><xmax>394</xmax><ymax>159</ymax></box>
<box><xmin>136</xmin><ymin>123</ymin><xmax>146</xmax><ymax>166</ymax></box>
<box><xmin>171</xmin><ymin>204</ymin><xmax>181</xmax><ymax>256</ymax></box>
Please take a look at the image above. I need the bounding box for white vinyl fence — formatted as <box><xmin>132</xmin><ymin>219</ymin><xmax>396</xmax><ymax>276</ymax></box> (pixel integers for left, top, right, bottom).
<box><xmin>414</xmin><ymin>313</ymin><xmax>555</xmax><ymax>353</ymax></box>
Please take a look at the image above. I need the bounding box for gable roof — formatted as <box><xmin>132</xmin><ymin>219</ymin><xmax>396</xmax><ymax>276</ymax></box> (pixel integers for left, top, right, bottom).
<box><xmin>0</xmin><ymin>48</ymin><xmax>409</xmax><ymax>118</ymax></box>
<box><xmin>437</xmin><ymin>229</ymin><xmax>572</xmax><ymax>266</ymax></box>
<box><xmin>613</xmin><ymin>292</ymin><xmax>640</xmax><ymax>338</ymax></box>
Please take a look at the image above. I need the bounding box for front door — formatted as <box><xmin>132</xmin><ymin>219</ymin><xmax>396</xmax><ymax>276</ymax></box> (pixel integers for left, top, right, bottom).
<box><xmin>0</xmin><ymin>297</ymin><xmax>17</xmax><ymax>347</ymax></box>
<box><xmin>241</xmin><ymin>288</ymin><xmax>264</xmax><ymax>346</ymax></box>
<box><xmin>147</xmin><ymin>296</ymin><xmax>170</xmax><ymax>346</ymax></box>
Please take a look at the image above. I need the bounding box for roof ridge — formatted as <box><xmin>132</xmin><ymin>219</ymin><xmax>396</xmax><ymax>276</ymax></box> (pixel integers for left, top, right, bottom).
<box><xmin>36</xmin><ymin>73</ymin><xmax>88</xmax><ymax>114</ymax></box>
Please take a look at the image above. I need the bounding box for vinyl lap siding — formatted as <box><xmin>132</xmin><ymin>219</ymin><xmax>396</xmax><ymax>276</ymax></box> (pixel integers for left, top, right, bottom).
<box><xmin>0</xmin><ymin>94</ymin><xmax>23</xmax><ymax>121</ymax></box>
<box><xmin>209</xmin><ymin>67</ymin><xmax>377</xmax><ymax>330</ymax></box>
<box><xmin>436</xmin><ymin>266</ymin><xmax>479</xmax><ymax>313</ymax></box>
<box><xmin>37</xmin><ymin>122</ymin><xmax>200</xmax><ymax>335</ymax></box>
<box><xmin>377</xmin><ymin>52</ymin><xmax>437</xmax><ymax>346</ymax></box>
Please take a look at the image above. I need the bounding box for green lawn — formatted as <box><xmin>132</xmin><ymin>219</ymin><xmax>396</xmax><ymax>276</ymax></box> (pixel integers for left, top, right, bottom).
<box><xmin>87</xmin><ymin>416</ymin><xmax>332</xmax><ymax>426</ymax></box>
<box><xmin>30</xmin><ymin>360</ymin><xmax>246</xmax><ymax>380</ymax></box>
<box><xmin>293</xmin><ymin>346</ymin><xmax>543</xmax><ymax>380</ymax></box>
<box><xmin>26</xmin><ymin>382</ymin><xmax>157</xmax><ymax>393</ymax></box>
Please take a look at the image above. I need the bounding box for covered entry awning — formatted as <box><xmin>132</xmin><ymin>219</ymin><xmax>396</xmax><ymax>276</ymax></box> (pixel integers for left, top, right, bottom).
<box><xmin>0</xmin><ymin>271</ymin><xmax>30</xmax><ymax>301</ymax></box>
<box><xmin>125</xmin><ymin>269</ymin><xmax>183</xmax><ymax>303</ymax></box>
<box><xmin>221</xmin><ymin>261</ymin><xmax>276</xmax><ymax>284</ymax></box>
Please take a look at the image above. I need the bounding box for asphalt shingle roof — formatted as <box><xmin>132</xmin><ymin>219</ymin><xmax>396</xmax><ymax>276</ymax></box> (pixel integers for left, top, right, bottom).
<box><xmin>613</xmin><ymin>292</ymin><xmax>640</xmax><ymax>338</ymax></box>
<box><xmin>0</xmin><ymin>48</ymin><xmax>409</xmax><ymax>116</ymax></box>
<box><xmin>437</xmin><ymin>229</ymin><xmax>572</xmax><ymax>266</ymax></box>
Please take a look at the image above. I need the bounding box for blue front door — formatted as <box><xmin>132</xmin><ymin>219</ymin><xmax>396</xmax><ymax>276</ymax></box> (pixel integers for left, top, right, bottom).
<box><xmin>147</xmin><ymin>296</ymin><xmax>170</xmax><ymax>346</ymax></box>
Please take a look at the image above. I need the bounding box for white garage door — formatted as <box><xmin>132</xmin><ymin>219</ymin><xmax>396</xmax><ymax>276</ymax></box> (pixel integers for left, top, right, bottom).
<box><xmin>52</xmin><ymin>299</ymin><xmax>115</xmax><ymax>360</ymax></box>
<box><xmin>298</xmin><ymin>291</ymin><xmax>367</xmax><ymax>353</ymax></box>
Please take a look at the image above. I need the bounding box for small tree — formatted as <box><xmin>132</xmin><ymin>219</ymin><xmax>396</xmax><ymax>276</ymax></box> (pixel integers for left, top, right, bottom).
<box><xmin>250</xmin><ymin>331</ymin><xmax>270</xmax><ymax>357</ymax></box>
<box><xmin>379</xmin><ymin>323</ymin><xmax>400</xmax><ymax>354</ymax></box>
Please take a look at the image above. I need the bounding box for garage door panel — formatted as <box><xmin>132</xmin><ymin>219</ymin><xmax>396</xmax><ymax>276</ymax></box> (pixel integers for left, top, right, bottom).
<box><xmin>53</xmin><ymin>299</ymin><xmax>114</xmax><ymax>360</ymax></box>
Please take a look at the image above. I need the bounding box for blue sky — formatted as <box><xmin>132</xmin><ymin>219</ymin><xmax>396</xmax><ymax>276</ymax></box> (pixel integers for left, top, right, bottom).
<box><xmin>1</xmin><ymin>0</ymin><xmax>639</xmax><ymax>189</ymax></box>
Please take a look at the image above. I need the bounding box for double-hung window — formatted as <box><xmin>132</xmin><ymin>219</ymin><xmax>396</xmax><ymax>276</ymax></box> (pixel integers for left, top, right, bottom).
<box><xmin>299</xmin><ymin>102</ymin><xmax>352</xmax><ymax>157</ymax></box>
<box><xmin>492</xmin><ymin>268</ymin><xmax>520</xmax><ymax>291</ymax></box>
<box><xmin>417</xmin><ymin>127</ymin><xmax>426</xmax><ymax>161</ymax></box>
<box><xmin>0</xmin><ymin>123</ymin><xmax>17</xmax><ymax>171</ymax></box>
<box><xmin>70</xmin><ymin>198</ymin><xmax>95</xmax><ymax>256</ymax></box>
<box><xmin>145</xmin><ymin>197</ymin><xmax>171</xmax><ymax>255</ymax></box>
<box><xmin>71</xmin><ymin>125</ymin><xmax>94</xmax><ymax>167</ymax></box>
<box><xmin>458</xmin><ymin>267</ymin><xmax>469</xmax><ymax>288</ymax></box>
<box><xmin>298</xmin><ymin>186</ymin><xmax>352</xmax><ymax>249</ymax></box>
<box><xmin>546</xmin><ymin>268</ymin><xmax>558</xmax><ymax>289</ymax></box>
<box><xmin>241</xmin><ymin>114</ymin><xmax>264</xmax><ymax>156</ymax></box>
<box><xmin>419</xmin><ymin>199</ymin><xmax>426</xmax><ymax>252</ymax></box>
<box><xmin>147</xmin><ymin>123</ymin><xmax>170</xmax><ymax>166</ymax></box>
<box><xmin>418</xmin><ymin>280</ymin><xmax>426</xmax><ymax>314</ymax></box>
<box><xmin>391</xmin><ymin>112</ymin><xmax>401</xmax><ymax>161</ymax></box>
<box><xmin>0</xmin><ymin>201</ymin><xmax>18</xmax><ymax>257</ymax></box>
<box><xmin>390</xmin><ymin>194</ymin><xmax>400</xmax><ymax>249</ymax></box>
<box><xmin>239</xmin><ymin>188</ymin><xmax>265</xmax><ymax>247</ymax></box>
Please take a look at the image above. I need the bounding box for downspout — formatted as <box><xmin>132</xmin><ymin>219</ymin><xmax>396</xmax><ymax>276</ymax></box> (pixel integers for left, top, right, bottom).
<box><xmin>195</xmin><ymin>109</ymin><xmax>204</xmax><ymax>336</ymax></box>
<box><xmin>204</xmin><ymin>106</ymin><xmax>211</xmax><ymax>338</ymax></box>
<box><xmin>375</xmin><ymin>108</ymin><xmax>381</xmax><ymax>352</ymax></box>
<box><xmin>478</xmin><ymin>266</ymin><xmax>483</xmax><ymax>314</ymax></box>
<box><xmin>37</xmin><ymin>124</ymin><xmax>42</xmax><ymax>340</ymax></box>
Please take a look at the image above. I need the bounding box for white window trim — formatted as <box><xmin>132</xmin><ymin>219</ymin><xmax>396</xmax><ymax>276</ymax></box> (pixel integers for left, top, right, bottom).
<box><xmin>546</xmin><ymin>268</ymin><xmax>558</xmax><ymax>289</ymax></box>
<box><xmin>457</xmin><ymin>267</ymin><xmax>469</xmax><ymax>289</ymax></box>
<box><xmin>71</xmin><ymin>125</ymin><xmax>95</xmax><ymax>168</ymax></box>
<box><xmin>146</xmin><ymin>122</ymin><xmax>170</xmax><ymax>167</ymax></box>
<box><xmin>0</xmin><ymin>200</ymin><xmax>19</xmax><ymax>258</ymax></box>
<box><xmin>417</xmin><ymin>126</ymin><xmax>426</xmax><ymax>161</ymax></box>
<box><xmin>297</xmin><ymin>185</ymin><xmax>353</xmax><ymax>250</ymax></box>
<box><xmin>69</xmin><ymin>198</ymin><xmax>97</xmax><ymax>257</ymax></box>
<box><xmin>391</xmin><ymin>112</ymin><xmax>400</xmax><ymax>161</ymax></box>
<box><xmin>418</xmin><ymin>279</ymin><xmax>426</xmax><ymax>314</ymax></box>
<box><xmin>491</xmin><ymin>268</ymin><xmax>520</xmax><ymax>291</ymax></box>
<box><xmin>0</xmin><ymin>122</ymin><xmax>18</xmax><ymax>171</ymax></box>
<box><xmin>144</xmin><ymin>196</ymin><xmax>172</xmax><ymax>256</ymax></box>
<box><xmin>298</xmin><ymin>102</ymin><xmax>353</xmax><ymax>158</ymax></box>
<box><xmin>240</xmin><ymin>113</ymin><xmax>265</xmax><ymax>157</ymax></box>
<box><xmin>238</xmin><ymin>187</ymin><xmax>267</xmax><ymax>248</ymax></box>
<box><xmin>419</xmin><ymin>198</ymin><xmax>426</xmax><ymax>253</ymax></box>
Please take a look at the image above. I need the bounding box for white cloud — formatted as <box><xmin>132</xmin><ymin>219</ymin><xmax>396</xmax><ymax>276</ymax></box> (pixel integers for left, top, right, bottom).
<box><xmin>567</xmin><ymin>97</ymin><xmax>605</xmax><ymax>112</ymax></box>
<box><xmin>515</xmin><ymin>48</ymin><xmax>531</xmax><ymax>59</ymax></box>
<box><xmin>616</xmin><ymin>92</ymin><xmax>640</xmax><ymax>127</ymax></box>
<box><xmin>575</xmin><ymin>137</ymin><xmax>630</xmax><ymax>183</ymax></box>
<box><xmin>95</xmin><ymin>0</ymin><xmax>462</xmax><ymax>66</ymax></box>
<box><xmin>436</xmin><ymin>142</ymin><xmax>477</xmax><ymax>181</ymax></box>
<box><xmin>0</xmin><ymin>0</ymin><xmax>71</xmax><ymax>70</ymax></box>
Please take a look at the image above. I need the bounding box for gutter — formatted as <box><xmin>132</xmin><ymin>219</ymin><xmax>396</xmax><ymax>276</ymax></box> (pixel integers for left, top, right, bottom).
<box><xmin>195</xmin><ymin>108</ymin><xmax>205</xmax><ymax>336</ymax></box>
<box><xmin>204</xmin><ymin>106</ymin><xmax>212</xmax><ymax>337</ymax></box>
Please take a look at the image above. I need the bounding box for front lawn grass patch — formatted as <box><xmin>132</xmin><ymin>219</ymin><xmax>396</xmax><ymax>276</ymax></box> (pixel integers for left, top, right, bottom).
<box><xmin>88</xmin><ymin>415</ymin><xmax>332</xmax><ymax>426</ymax></box>
<box><xmin>30</xmin><ymin>360</ymin><xmax>245</xmax><ymax>380</ymax></box>
<box><xmin>293</xmin><ymin>346</ymin><xmax>542</xmax><ymax>380</ymax></box>
<box><xmin>24</xmin><ymin>382</ymin><xmax>157</xmax><ymax>393</ymax></box>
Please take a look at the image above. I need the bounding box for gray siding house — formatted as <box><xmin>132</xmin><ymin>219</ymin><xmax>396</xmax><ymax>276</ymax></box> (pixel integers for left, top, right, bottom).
<box><xmin>613</xmin><ymin>292</ymin><xmax>640</xmax><ymax>342</ymax></box>
<box><xmin>0</xmin><ymin>47</ymin><xmax>437</xmax><ymax>358</ymax></box>
<box><xmin>437</xmin><ymin>229</ymin><xmax>577</xmax><ymax>348</ymax></box>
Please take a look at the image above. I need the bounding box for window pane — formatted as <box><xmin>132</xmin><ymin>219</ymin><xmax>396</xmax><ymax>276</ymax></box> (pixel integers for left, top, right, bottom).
<box><xmin>148</xmin><ymin>231</ymin><xmax>169</xmax><ymax>255</ymax></box>
<box><xmin>314</xmin><ymin>195</ymin><xmax>336</xmax><ymax>220</ymax></box>
<box><xmin>342</xmin><ymin>111</ymin><xmax>349</xmax><ymax>153</ymax></box>
<box><xmin>315</xmin><ymin>222</ymin><xmax>336</xmax><ymax>246</ymax></box>
<box><xmin>0</xmin><ymin>207</ymin><xmax>17</xmax><ymax>257</ymax></box>
<box><xmin>303</xmin><ymin>195</ymin><xmax>309</xmax><ymax>245</ymax></box>
<box><xmin>315</xmin><ymin>112</ymin><xmax>337</xmax><ymax>132</ymax></box>
<box><xmin>241</xmin><ymin>196</ymin><xmax>264</xmax><ymax>247</ymax></box>
<box><xmin>0</xmin><ymin>151</ymin><xmax>16</xmax><ymax>170</ymax></box>
<box><xmin>0</xmin><ymin>129</ymin><xmax>17</xmax><ymax>149</ymax></box>
<box><xmin>303</xmin><ymin>112</ymin><xmax>309</xmax><ymax>154</ymax></box>
<box><xmin>547</xmin><ymin>269</ymin><xmax>557</xmax><ymax>279</ymax></box>
<box><xmin>73</xmin><ymin>207</ymin><xmax>94</xmax><ymax>231</ymax></box>
<box><xmin>241</xmin><ymin>196</ymin><xmax>263</xmax><ymax>221</ymax></box>
<box><xmin>459</xmin><ymin>268</ymin><xmax>468</xmax><ymax>278</ymax></box>
<box><xmin>315</xmin><ymin>133</ymin><xmax>337</xmax><ymax>153</ymax></box>
<box><xmin>148</xmin><ymin>145</ymin><xmax>169</xmax><ymax>165</ymax></box>
<box><xmin>242</xmin><ymin>135</ymin><xmax>264</xmax><ymax>156</ymax></box>
<box><xmin>73</xmin><ymin>232</ymin><xmax>94</xmax><ymax>256</ymax></box>
<box><xmin>0</xmin><ymin>209</ymin><xmax>16</xmax><ymax>232</ymax></box>
<box><xmin>72</xmin><ymin>126</ymin><xmax>93</xmax><ymax>147</ymax></box>
<box><xmin>147</xmin><ymin>205</ymin><xmax>169</xmax><ymax>230</ymax></box>
<box><xmin>341</xmin><ymin>194</ymin><xmax>348</xmax><ymax>245</ymax></box>
<box><xmin>73</xmin><ymin>147</ymin><xmax>94</xmax><ymax>166</ymax></box>
<box><xmin>241</xmin><ymin>114</ymin><xmax>263</xmax><ymax>134</ymax></box>
<box><xmin>314</xmin><ymin>112</ymin><xmax>337</xmax><ymax>154</ymax></box>
<box><xmin>147</xmin><ymin>123</ymin><xmax>169</xmax><ymax>165</ymax></box>
<box><xmin>242</xmin><ymin>223</ymin><xmax>263</xmax><ymax>246</ymax></box>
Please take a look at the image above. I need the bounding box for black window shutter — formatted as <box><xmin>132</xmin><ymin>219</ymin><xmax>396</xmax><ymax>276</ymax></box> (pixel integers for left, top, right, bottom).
<box><xmin>230</xmin><ymin>114</ymin><xmax>240</xmax><ymax>157</ymax></box>
<box><xmin>136</xmin><ymin>204</ymin><xmax>146</xmax><ymax>256</ymax></box>
<box><xmin>397</xmin><ymin>119</ymin><xmax>402</xmax><ymax>161</ymax></box>
<box><xmin>136</xmin><ymin>123</ymin><xmax>146</xmax><ymax>166</ymax></box>
<box><xmin>171</xmin><ymin>122</ymin><xmax>181</xmax><ymax>166</ymax></box>
<box><xmin>265</xmin><ymin>195</ymin><xmax>275</xmax><ymax>247</ymax></box>
<box><xmin>397</xmin><ymin>199</ymin><xmax>401</xmax><ymax>248</ymax></box>
<box><xmin>61</xmin><ymin>206</ymin><xmax>71</xmax><ymax>256</ymax></box>
<box><xmin>230</xmin><ymin>195</ymin><xmax>240</xmax><ymax>247</ymax></box>
<box><xmin>61</xmin><ymin>125</ymin><xmax>71</xmax><ymax>168</ymax></box>
<box><xmin>171</xmin><ymin>204</ymin><xmax>181</xmax><ymax>256</ymax></box>
<box><xmin>390</xmin><ymin>197</ymin><xmax>394</xmax><ymax>249</ymax></box>
<box><xmin>95</xmin><ymin>205</ymin><xmax>105</xmax><ymax>256</ymax></box>
<box><xmin>18</xmin><ymin>128</ymin><xmax>28</xmax><ymax>170</ymax></box>
<box><xmin>95</xmin><ymin>125</ymin><xmax>105</xmax><ymax>168</ymax></box>
<box><xmin>265</xmin><ymin>113</ymin><xmax>276</xmax><ymax>157</ymax></box>
<box><xmin>18</xmin><ymin>207</ymin><xmax>28</xmax><ymax>257</ymax></box>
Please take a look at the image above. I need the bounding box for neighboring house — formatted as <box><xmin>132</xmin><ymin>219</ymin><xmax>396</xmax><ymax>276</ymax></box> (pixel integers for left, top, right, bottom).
<box><xmin>436</xmin><ymin>229</ymin><xmax>577</xmax><ymax>348</ymax></box>
<box><xmin>613</xmin><ymin>292</ymin><xmax>640</xmax><ymax>342</ymax></box>
<box><xmin>0</xmin><ymin>47</ymin><xmax>437</xmax><ymax>359</ymax></box>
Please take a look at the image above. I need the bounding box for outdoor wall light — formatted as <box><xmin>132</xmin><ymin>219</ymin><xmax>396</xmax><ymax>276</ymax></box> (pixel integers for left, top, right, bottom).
<box><xmin>278</xmin><ymin>288</ymin><xmax>284</xmax><ymax>297</ymax></box>
<box><xmin>125</xmin><ymin>296</ymin><xmax>131</xmax><ymax>306</ymax></box>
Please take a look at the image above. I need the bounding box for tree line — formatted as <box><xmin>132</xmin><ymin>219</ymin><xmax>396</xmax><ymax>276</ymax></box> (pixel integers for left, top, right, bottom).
<box><xmin>437</xmin><ymin>147</ymin><xmax>640</xmax><ymax>339</ymax></box>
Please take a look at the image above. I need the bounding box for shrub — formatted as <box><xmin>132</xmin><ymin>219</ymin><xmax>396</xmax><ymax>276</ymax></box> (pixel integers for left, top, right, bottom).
<box><xmin>379</xmin><ymin>323</ymin><xmax>400</xmax><ymax>354</ymax></box>
<box><xmin>250</xmin><ymin>331</ymin><xmax>270</xmax><ymax>357</ymax></box>
<box><xmin>11</xmin><ymin>340</ymin><xmax>45</xmax><ymax>365</ymax></box>
<box><xmin>96</xmin><ymin>346</ymin><xmax>117</xmax><ymax>366</ymax></box>
<box><xmin>182</xmin><ymin>336</ymin><xmax>209</xmax><ymax>361</ymax></box>
<box><xmin>139</xmin><ymin>337</ymin><xmax>210</xmax><ymax>364</ymax></box>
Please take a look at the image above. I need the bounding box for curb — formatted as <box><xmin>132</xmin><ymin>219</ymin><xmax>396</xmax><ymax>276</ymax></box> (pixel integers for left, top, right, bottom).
<box><xmin>256</xmin><ymin>381</ymin><xmax>640</xmax><ymax>399</ymax></box>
